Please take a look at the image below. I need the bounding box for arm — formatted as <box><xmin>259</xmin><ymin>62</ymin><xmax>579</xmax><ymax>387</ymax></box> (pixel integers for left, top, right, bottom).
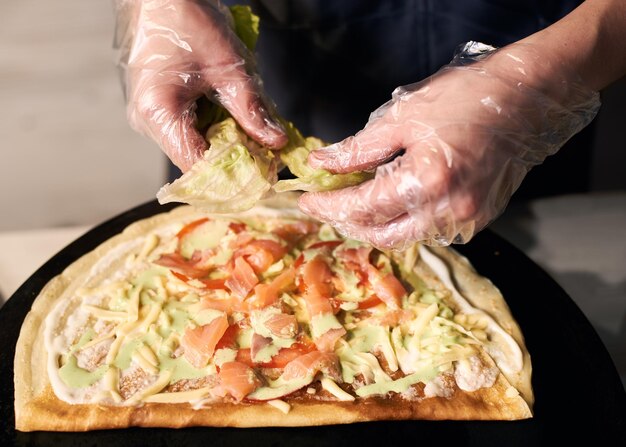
<box><xmin>520</xmin><ymin>0</ymin><xmax>626</xmax><ymax>91</ymax></box>
<box><xmin>299</xmin><ymin>0</ymin><xmax>624</xmax><ymax>248</ymax></box>
<box><xmin>114</xmin><ymin>0</ymin><xmax>287</xmax><ymax>172</ymax></box>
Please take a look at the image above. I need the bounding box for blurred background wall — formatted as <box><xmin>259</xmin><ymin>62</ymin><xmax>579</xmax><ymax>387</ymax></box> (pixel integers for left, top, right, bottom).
<box><xmin>0</xmin><ymin>0</ymin><xmax>623</xmax><ymax>386</ymax></box>
<box><xmin>0</xmin><ymin>0</ymin><xmax>165</xmax><ymax>231</ymax></box>
<box><xmin>1</xmin><ymin>1</ymin><xmax>625</xmax><ymax>232</ymax></box>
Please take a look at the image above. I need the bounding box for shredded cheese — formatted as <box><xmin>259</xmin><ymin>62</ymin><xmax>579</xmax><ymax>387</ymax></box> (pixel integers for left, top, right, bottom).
<box><xmin>137</xmin><ymin>234</ymin><xmax>160</xmax><ymax>262</ymax></box>
<box><xmin>81</xmin><ymin>305</ymin><xmax>128</xmax><ymax>321</ymax></box>
<box><xmin>132</xmin><ymin>351</ymin><xmax>159</xmax><ymax>375</ymax></box>
<box><xmin>267</xmin><ymin>399</ymin><xmax>291</xmax><ymax>414</ymax></box>
<box><xmin>76</xmin><ymin>330</ymin><xmax>115</xmax><ymax>352</ymax></box>
<box><xmin>126</xmin><ymin>370</ymin><xmax>173</xmax><ymax>405</ymax></box>
<box><xmin>321</xmin><ymin>378</ymin><xmax>355</xmax><ymax>402</ymax></box>
<box><xmin>145</xmin><ymin>386</ymin><xmax>214</xmax><ymax>404</ymax></box>
<box><xmin>127</xmin><ymin>285</ymin><xmax>142</xmax><ymax>322</ymax></box>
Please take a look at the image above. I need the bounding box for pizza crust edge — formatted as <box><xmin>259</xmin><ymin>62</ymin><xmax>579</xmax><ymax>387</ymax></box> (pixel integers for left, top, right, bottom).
<box><xmin>14</xmin><ymin>201</ymin><xmax>532</xmax><ymax>431</ymax></box>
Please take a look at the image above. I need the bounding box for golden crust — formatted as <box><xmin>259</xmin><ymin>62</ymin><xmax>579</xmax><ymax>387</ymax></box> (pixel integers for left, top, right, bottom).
<box><xmin>410</xmin><ymin>247</ymin><xmax>534</xmax><ymax>408</ymax></box>
<box><xmin>18</xmin><ymin>373</ymin><xmax>529</xmax><ymax>432</ymax></box>
<box><xmin>14</xmin><ymin>197</ymin><xmax>533</xmax><ymax>432</ymax></box>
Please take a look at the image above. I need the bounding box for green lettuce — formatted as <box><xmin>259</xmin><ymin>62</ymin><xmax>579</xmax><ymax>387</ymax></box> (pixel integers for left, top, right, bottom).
<box><xmin>157</xmin><ymin>118</ymin><xmax>276</xmax><ymax>212</ymax></box>
<box><xmin>158</xmin><ymin>5</ymin><xmax>370</xmax><ymax>212</ymax></box>
<box><xmin>274</xmin><ymin>122</ymin><xmax>372</xmax><ymax>192</ymax></box>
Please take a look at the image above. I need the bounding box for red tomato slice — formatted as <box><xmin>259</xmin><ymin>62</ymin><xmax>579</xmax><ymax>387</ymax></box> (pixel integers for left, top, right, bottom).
<box><xmin>228</xmin><ymin>222</ymin><xmax>247</xmax><ymax>234</ymax></box>
<box><xmin>307</xmin><ymin>240</ymin><xmax>343</xmax><ymax>251</ymax></box>
<box><xmin>198</xmin><ymin>278</ymin><xmax>228</xmax><ymax>290</ymax></box>
<box><xmin>235</xmin><ymin>348</ymin><xmax>253</xmax><ymax>367</ymax></box>
<box><xmin>215</xmin><ymin>324</ymin><xmax>239</xmax><ymax>350</ymax></box>
<box><xmin>176</xmin><ymin>218</ymin><xmax>210</xmax><ymax>246</ymax></box>
<box><xmin>171</xmin><ymin>271</ymin><xmax>190</xmax><ymax>282</ymax></box>
<box><xmin>357</xmin><ymin>295</ymin><xmax>383</xmax><ymax>310</ymax></box>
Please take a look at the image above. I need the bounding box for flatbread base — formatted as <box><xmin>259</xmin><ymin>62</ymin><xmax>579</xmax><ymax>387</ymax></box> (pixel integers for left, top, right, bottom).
<box><xmin>14</xmin><ymin>201</ymin><xmax>532</xmax><ymax>431</ymax></box>
<box><xmin>17</xmin><ymin>374</ymin><xmax>529</xmax><ymax>431</ymax></box>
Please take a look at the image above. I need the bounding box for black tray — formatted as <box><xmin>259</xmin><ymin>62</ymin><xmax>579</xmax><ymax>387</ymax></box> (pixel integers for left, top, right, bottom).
<box><xmin>2</xmin><ymin>200</ymin><xmax>624</xmax><ymax>446</ymax></box>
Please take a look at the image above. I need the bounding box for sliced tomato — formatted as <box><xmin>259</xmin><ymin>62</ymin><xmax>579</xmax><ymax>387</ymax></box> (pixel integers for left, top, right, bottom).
<box><xmin>171</xmin><ymin>270</ymin><xmax>190</xmax><ymax>283</ymax></box>
<box><xmin>228</xmin><ymin>222</ymin><xmax>247</xmax><ymax>234</ymax></box>
<box><xmin>198</xmin><ymin>277</ymin><xmax>228</xmax><ymax>290</ymax></box>
<box><xmin>307</xmin><ymin>240</ymin><xmax>343</xmax><ymax>251</ymax></box>
<box><xmin>235</xmin><ymin>348</ymin><xmax>253</xmax><ymax>367</ymax></box>
<box><xmin>294</xmin><ymin>253</ymin><xmax>305</xmax><ymax>269</ymax></box>
<box><xmin>357</xmin><ymin>294</ymin><xmax>383</xmax><ymax>310</ymax></box>
<box><xmin>261</xmin><ymin>342</ymin><xmax>317</xmax><ymax>369</ymax></box>
<box><xmin>176</xmin><ymin>217</ymin><xmax>210</xmax><ymax>241</ymax></box>
<box><xmin>215</xmin><ymin>324</ymin><xmax>239</xmax><ymax>350</ymax></box>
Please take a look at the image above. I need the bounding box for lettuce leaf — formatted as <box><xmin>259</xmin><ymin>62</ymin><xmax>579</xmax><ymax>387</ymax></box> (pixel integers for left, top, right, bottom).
<box><xmin>274</xmin><ymin>122</ymin><xmax>373</xmax><ymax>192</ymax></box>
<box><xmin>157</xmin><ymin>5</ymin><xmax>370</xmax><ymax>212</ymax></box>
<box><xmin>157</xmin><ymin>118</ymin><xmax>276</xmax><ymax>213</ymax></box>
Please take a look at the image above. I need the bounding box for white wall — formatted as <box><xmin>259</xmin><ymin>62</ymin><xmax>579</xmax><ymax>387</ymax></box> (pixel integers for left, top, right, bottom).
<box><xmin>0</xmin><ymin>0</ymin><xmax>165</xmax><ymax>231</ymax></box>
<box><xmin>0</xmin><ymin>2</ymin><xmax>624</xmax><ymax>233</ymax></box>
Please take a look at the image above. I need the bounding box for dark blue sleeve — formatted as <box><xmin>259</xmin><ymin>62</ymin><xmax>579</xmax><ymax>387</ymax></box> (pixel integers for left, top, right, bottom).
<box><xmin>217</xmin><ymin>0</ymin><xmax>592</xmax><ymax>200</ymax></box>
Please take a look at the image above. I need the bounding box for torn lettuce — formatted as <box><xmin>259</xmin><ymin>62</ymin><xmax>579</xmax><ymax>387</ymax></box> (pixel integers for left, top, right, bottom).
<box><xmin>157</xmin><ymin>118</ymin><xmax>276</xmax><ymax>213</ymax></box>
<box><xmin>274</xmin><ymin>122</ymin><xmax>372</xmax><ymax>192</ymax></box>
<box><xmin>157</xmin><ymin>5</ymin><xmax>371</xmax><ymax>212</ymax></box>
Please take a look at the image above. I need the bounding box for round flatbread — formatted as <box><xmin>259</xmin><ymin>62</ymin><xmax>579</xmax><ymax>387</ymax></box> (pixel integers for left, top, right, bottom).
<box><xmin>15</xmin><ymin>197</ymin><xmax>532</xmax><ymax>432</ymax></box>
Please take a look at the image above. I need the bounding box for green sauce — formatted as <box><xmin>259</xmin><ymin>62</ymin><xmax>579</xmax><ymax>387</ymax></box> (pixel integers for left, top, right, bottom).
<box><xmin>179</xmin><ymin>219</ymin><xmax>230</xmax><ymax>258</ymax></box>
<box><xmin>355</xmin><ymin>366</ymin><xmax>439</xmax><ymax>397</ymax></box>
<box><xmin>310</xmin><ymin>314</ymin><xmax>343</xmax><ymax>339</ymax></box>
<box><xmin>58</xmin><ymin>355</ymin><xmax>108</xmax><ymax>389</ymax></box>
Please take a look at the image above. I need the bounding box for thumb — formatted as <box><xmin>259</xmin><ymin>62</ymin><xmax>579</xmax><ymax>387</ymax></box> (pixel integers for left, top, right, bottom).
<box><xmin>307</xmin><ymin>120</ymin><xmax>401</xmax><ymax>174</ymax></box>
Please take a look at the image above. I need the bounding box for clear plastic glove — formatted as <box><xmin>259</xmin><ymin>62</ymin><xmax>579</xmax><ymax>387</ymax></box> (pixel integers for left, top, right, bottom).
<box><xmin>298</xmin><ymin>42</ymin><xmax>600</xmax><ymax>249</ymax></box>
<box><xmin>115</xmin><ymin>0</ymin><xmax>287</xmax><ymax>172</ymax></box>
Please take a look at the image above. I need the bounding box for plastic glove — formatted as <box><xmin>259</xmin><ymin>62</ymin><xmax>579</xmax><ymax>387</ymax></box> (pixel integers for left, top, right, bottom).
<box><xmin>298</xmin><ymin>41</ymin><xmax>600</xmax><ymax>249</ymax></box>
<box><xmin>114</xmin><ymin>0</ymin><xmax>287</xmax><ymax>172</ymax></box>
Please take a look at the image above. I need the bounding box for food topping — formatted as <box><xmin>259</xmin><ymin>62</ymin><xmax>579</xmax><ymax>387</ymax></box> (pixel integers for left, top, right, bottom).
<box><xmin>45</xmin><ymin>213</ymin><xmax>520</xmax><ymax>406</ymax></box>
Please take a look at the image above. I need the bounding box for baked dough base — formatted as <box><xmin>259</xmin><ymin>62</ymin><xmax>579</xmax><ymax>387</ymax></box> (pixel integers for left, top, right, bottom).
<box><xmin>14</xmin><ymin>200</ymin><xmax>532</xmax><ymax>431</ymax></box>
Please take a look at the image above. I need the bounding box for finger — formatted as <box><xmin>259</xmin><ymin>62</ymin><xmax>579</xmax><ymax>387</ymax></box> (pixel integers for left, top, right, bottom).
<box><xmin>309</xmin><ymin>210</ymin><xmax>472</xmax><ymax>250</ymax></box>
<box><xmin>130</xmin><ymin>82</ymin><xmax>207</xmax><ymax>172</ymax></box>
<box><xmin>298</xmin><ymin>159</ymin><xmax>408</xmax><ymax>226</ymax></box>
<box><xmin>307</xmin><ymin>120</ymin><xmax>401</xmax><ymax>173</ymax></box>
<box><xmin>212</xmin><ymin>67</ymin><xmax>287</xmax><ymax>150</ymax></box>
<box><xmin>162</xmin><ymin>107</ymin><xmax>208</xmax><ymax>172</ymax></box>
<box><xmin>336</xmin><ymin>213</ymin><xmax>430</xmax><ymax>249</ymax></box>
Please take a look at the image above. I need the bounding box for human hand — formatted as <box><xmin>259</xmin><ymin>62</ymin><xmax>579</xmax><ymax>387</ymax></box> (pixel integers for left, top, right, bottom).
<box><xmin>299</xmin><ymin>42</ymin><xmax>600</xmax><ymax>248</ymax></box>
<box><xmin>118</xmin><ymin>0</ymin><xmax>286</xmax><ymax>172</ymax></box>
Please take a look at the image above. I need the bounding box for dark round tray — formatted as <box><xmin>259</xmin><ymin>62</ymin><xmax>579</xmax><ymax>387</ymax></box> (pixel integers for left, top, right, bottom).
<box><xmin>1</xmin><ymin>199</ymin><xmax>624</xmax><ymax>446</ymax></box>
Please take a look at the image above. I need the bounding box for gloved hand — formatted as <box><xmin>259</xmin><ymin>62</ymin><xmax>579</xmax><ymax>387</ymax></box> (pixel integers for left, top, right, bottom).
<box><xmin>298</xmin><ymin>42</ymin><xmax>600</xmax><ymax>249</ymax></box>
<box><xmin>115</xmin><ymin>0</ymin><xmax>287</xmax><ymax>172</ymax></box>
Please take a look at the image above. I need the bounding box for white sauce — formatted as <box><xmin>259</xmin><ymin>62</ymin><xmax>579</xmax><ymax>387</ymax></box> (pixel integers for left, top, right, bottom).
<box><xmin>454</xmin><ymin>356</ymin><xmax>498</xmax><ymax>392</ymax></box>
<box><xmin>418</xmin><ymin>245</ymin><xmax>523</xmax><ymax>375</ymax></box>
<box><xmin>423</xmin><ymin>374</ymin><xmax>454</xmax><ymax>399</ymax></box>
